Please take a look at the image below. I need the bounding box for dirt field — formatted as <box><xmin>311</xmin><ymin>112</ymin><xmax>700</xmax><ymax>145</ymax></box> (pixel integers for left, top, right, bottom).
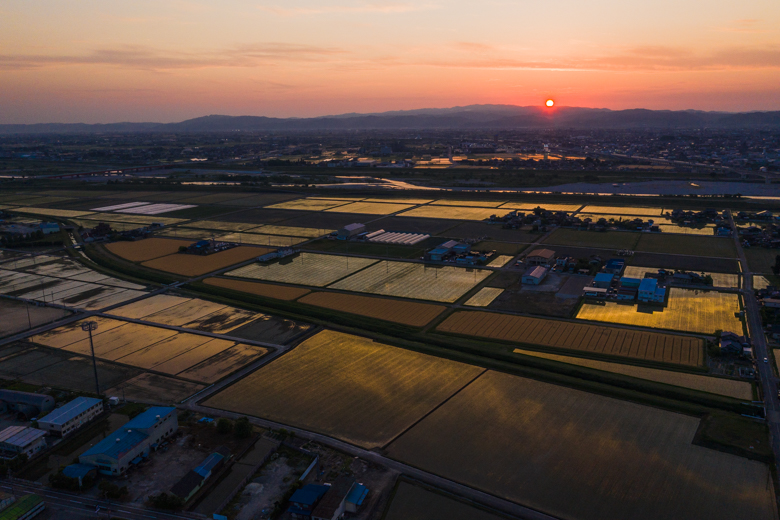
<box><xmin>150</xmin><ymin>338</ymin><xmax>237</xmax><ymax>375</ymax></box>
<box><xmin>24</xmin><ymin>355</ymin><xmax>139</xmax><ymax>393</ymax></box>
<box><xmin>266</xmin><ymin>198</ymin><xmax>351</xmax><ymax>211</ymax></box>
<box><xmin>384</xmin><ymin>481</ymin><xmax>507</xmax><ymax>520</ymax></box>
<box><xmin>142</xmin><ymin>246</ymin><xmax>271</xmax><ymax>276</ymax></box>
<box><xmin>635</xmin><ymin>234</ymin><xmax>737</xmax><ymax>258</ymax></box>
<box><xmin>329</xmin><ymin>261</ymin><xmax>492</xmax><ymax>303</ymax></box>
<box><xmin>543</xmin><ymin>228</ymin><xmax>641</xmax><ymax>249</ymax></box>
<box><xmin>111</xmin><ymin>294</ymin><xmax>191</xmax><ymax>319</ymax></box>
<box><xmin>215</xmin><ymin>232</ymin><xmax>307</xmax><ymax>247</ymax></box>
<box><xmin>113</xmin><ymin>333</ymin><xmax>215</xmax><ymax>369</ymax></box>
<box><xmin>746</xmin><ymin>248</ymin><xmax>780</xmax><ymax>274</ymax></box>
<box><xmin>298</xmin><ymin>292</ymin><xmax>446</xmax><ymax>326</ymax></box>
<box><xmin>513</xmin><ymin>348</ymin><xmax>752</xmax><ymax>399</ymax></box>
<box><xmin>368</xmin><ymin>216</ymin><xmax>459</xmax><ymax>236</ymax></box>
<box><xmin>203</xmin><ymin>277</ymin><xmax>310</xmax><ymax>300</ymax></box>
<box><xmin>181</xmin><ymin>220</ymin><xmax>262</xmax><ymax>232</ymax></box>
<box><xmin>203</xmin><ymin>330</ymin><xmax>484</xmax><ymax>448</ymax></box>
<box><xmin>253</xmin><ymin>224</ymin><xmax>332</xmax><ymax>238</ymax></box>
<box><xmin>438</xmin><ymin>311</ymin><xmax>703</xmax><ymax>366</ymax></box>
<box><xmin>105</xmin><ymin>238</ymin><xmax>194</xmax><ymax>263</ymax></box>
<box><xmin>576</xmin><ymin>288</ymin><xmax>742</xmax><ymax>334</ymax></box>
<box><xmin>386</xmin><ymin>371</ymin><xmax>776</xmax><ymax>520</ymax></box>
<box><xmin>107</xmin><ymin>373</ymin><xmax>204</xmax><ymax>403</ymax></box>
<box><xmin>464</xmin><ymin>288</ymin><xmax>504</xmax><ymax>307</ymax></box>
<box><xmin>0</xmin><ymin>299</ymin><xmax>70</xmax><ymax>337</ymax></box>
<box><xmin>228</xmin><ymin>252</ymin><xmax>377</xmax><ymax>287</ymax></box>
<box><xmin>441</xmin><ymin>221</ymin><xmax>533</xmax><ymax>242</ymax></box>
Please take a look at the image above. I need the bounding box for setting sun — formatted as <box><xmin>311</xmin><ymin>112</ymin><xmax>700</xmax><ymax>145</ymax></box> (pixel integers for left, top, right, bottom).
<box><xmin>546</xmin><ymin>99</ymin><xmax>555</xmax><ymax>107</ymax></box>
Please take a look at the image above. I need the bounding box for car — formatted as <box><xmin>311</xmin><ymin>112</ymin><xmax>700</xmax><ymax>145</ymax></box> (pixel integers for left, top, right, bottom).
<box><xmin>764</xmin><ymin>357</ymin><xmax>769</xmax><ymax>363</ymax></box>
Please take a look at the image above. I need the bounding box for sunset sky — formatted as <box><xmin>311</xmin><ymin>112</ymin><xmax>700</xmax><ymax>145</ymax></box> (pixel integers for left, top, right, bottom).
<box><xmin>2</xmin><ymin>0</ymin><xmax>778</xmax><ymax>123</ymax></box>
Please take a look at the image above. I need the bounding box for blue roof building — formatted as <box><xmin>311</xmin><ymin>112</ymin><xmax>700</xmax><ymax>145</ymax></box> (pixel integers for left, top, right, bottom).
<box><xmin>38</xmin><ymin>397</ymin><xmax>103</xmax><ymax>437</ymax></box>
<box><xmin>604</xmin><ymin>259</ymin><xmax>626</xmax><ymax>275</ymax></box>
<box><xmin>79</xmin><ymin>407</ymin><xmax>177</xmax><ymax>476</ymax></box>
<box><xmin>62</xmin><ymin>463</ymin><xmax>97</xmax><ymax>486</ymax></box>
<box><xmin>593</xmin><ymin>272</ymin><xmax>614</xmax><ymax>288</ymax></box>
<box><xmin>194</xmin><ymin>452</ymin><xmax>226</xmax><ymax>480</ymax></box>
<box><xmin>289</xmin><ymin>484</ymin><xmax>330</xmax><ymax>518</ymax></box>
<box><xmin>345</xmin><ymin>484</ymin><xmax>369</xmax><ymax>513</ymax></box>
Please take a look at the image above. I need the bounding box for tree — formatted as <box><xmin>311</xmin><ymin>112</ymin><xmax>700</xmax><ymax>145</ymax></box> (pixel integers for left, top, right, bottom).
<box><xmin>98</xmin><ymin>480</ymin><xmax>128</xmax><ymax>499</ymax></box>
<box><xmin>149</xmin><ymin>493</ymin><xmax>183</xmax><ymax>510</ymax></box>
<box><xmin>234</xmin><ymin>416</ymin><xmax>252</xmax><ymax>439</ymax></box>
<box><xmin>216</xmin><ymin>418</ymin><xmax>233</xmax><ymax>435</ymax></box>
<box><xmin>773</xmin><ymin>255</ymin><xmax>780</xmax><ymax>275</ymax></box>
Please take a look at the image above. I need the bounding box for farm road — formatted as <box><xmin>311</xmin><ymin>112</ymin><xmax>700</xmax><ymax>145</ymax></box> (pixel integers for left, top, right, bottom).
<box><xmin>730</xmin><ymin>211</ymin><xmax>780</xmax><ymax>477</ymax></box>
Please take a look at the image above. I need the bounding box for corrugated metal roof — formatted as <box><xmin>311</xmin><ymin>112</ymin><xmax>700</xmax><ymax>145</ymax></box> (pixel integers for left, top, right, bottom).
<box><xmin>194</xmin><ymin>452</ymin><xmax>224</xmax><ymax>477</ymax></box>
<box><xmin>0</xmin><ymin>426</ymin><xmax>46</xmax><ymax>448</ymax></box>
<box><xmin>38</xmin><ymin>397</ymin><xmax>102</xmax><ymax>426</ymax></box>
<box><xmin>639</xmin><ymin>278</ymin><xmax>657</xmax><ymax>291</ymax></box>
<box><xmin>81</xmin><ymin>429</ymin><xmax>148</xmax><ymax>460</ymax></box>
<box><xmin>62</xmin><ymin>463</ymin><xmax>96</xmax><ymax>479</ymax></box>
<box><xmin>124</xmin><ymin>407</ymin><xmax>175</xmax><ymax>430</ymax></box>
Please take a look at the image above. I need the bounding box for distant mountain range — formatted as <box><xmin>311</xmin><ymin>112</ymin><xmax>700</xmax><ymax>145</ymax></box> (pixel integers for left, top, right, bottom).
<box><xmin>2</xmin><ymin>105</ymin><xmax>780</xmax><ymax>134</ymax></box>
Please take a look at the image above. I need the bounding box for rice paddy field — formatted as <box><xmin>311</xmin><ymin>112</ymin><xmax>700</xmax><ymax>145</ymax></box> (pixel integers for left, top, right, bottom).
<box><xmin>142</xmin><ymin>246</ymin><xmax>270</xmax><ymax>276</ymax></box>
<box><xmin>107</xmin><ymin>373</ymin><xmax>204</xmax><ymax>403</ymax></box>
<box><xmin>31</xmin><ymin>316</ymin><xmax>265</xmax><ymax>383</ymax></box>
<box><xmin>486</xmin><ymin>255</ymin><xmax>514</xmax><ymax>267</ymax></box>
<box><xmin>325</xmin><ymin>201</ymin><xmax>414</xmax><ymax>214</ymax></box>
<box><xmin>654</xmin><ymin>225</ymin><xmax>717</xmax><ymax>236</ymax></box>
<box><xmin>13</xmin><ymin>207</ymin><xmax>93</xmax><ymax>218</ymax></box>
<box><xmin>580</xmin><ymin>205</ymin><xmax>670</xmax><ymax>216</ymax></box>
<box><xmin>106</xmin><ymin>238</ymin><xmax>194</xmax><ymax>263</ymax></box>
<box><xmin>635</xmin><ymin>234</ymin><xmax>737</xmax><ymax>258</ymax></box>
<box><xmin>364</xmin><ymin>198</ymin><xmax>433</xmax><ymax>204</ymax></box>
<box><xmin>543</xmin><ymin>228</ymin><xmax>640</xmax><ymax>249</ymax></box>
<box><xmin>498</xmin><ymin>203</ymin><xmax>583</xmax><ymax>212</ymax></box>
<box><xmin>330</xmin><ymin>261</ymin><xmax>492</xmax><ymax>303</ymax></box>
<box><xmin>398</xmin><ymin>206</ymin><xmax>501</xmax><ymax>221</ymax></box>
<box><xmin>266</xmin><ymin>199</ymin><xmax>351</xmax><ymax>211</ymax></box>
<box><xmin>252</xmin><ymin>224</ymin><xmax>332</xmax><ymax>238</ymax></box>
<box><xmin>0</xmin><ymin>299</ymin><xmax>71</xmax><ymax>337</ymax></box>
<box><xmin>746</xmin><ymin>249</ymin><xmax>780</xmax><ymax>275</ymax></box>
<box><xmin>622</xmin><ymin>266</ymin><xmax>740</xmax><ymax>288</ymax></box>
<box><xmin>203</xmin><ymin>330</ymin><xmax>485</xmax><ymax>448</ymax></box>
<box><xmin>203</xmin><ymin>277</ymin><xmax>310</xmax><ymax>300</ymax></box>
<box><xmin>80</xmin><ymin>213</ymin><xmax>185</xmax><ymax>225</ymax></box>
<box><xmin>227</xmin><ymin>252</ymin><xmax>376</xmax><ymax>287</ymax></box>
<box><xmin>216</xmin><ymin>233</ymin><xmax>307</xmax><ymax>247</ymax></box>
<box><xmin>438</xmin><ymin>311</ymin><xmax>703</xmax><ymax>366</ymax></box>
<box><xmin>384</xmin><ymin>481</ymin><xmax>507</xmax><ymax>520</ymax></box>
<box><xmin>576</xmin><ymin>288</ymin><xmax>743</xmax><ymax>334</ymax></box>
<box><xmin>431</xmin><ymin>199</ymin><xmax>506</xmax><ymax>207</ymax></box>
<box><xmin>755</xmin><ymin>276</ymin><xmax>772</xmax><ymax>290</ymax></box>
<box><xmin>181</xmin><ymin>220</ymin><xmax>261</xmax><ymax>232</ymax></box>
<box><xmin>386</xmin><ymin>370</ymin><xmax>776</xmax><ymax>520</ymax></box>
<box><xmin>513</xmin><ymin>348</ymin><xmax>752</xmax><ymax>399</ymax></box>
<box><xmin>297</xmin><ymin>292</ymin><xmax>446</xmax><ymax>326</ymax></box>
<box><xmin>156</xmin><ymin>227</ymin><xmax>218</xmax><ymax>240</ymax></box>
<box><xmin>464</xmin><ymin>288</ymin><xmax>504</xmax><ymax>307</ymax></box>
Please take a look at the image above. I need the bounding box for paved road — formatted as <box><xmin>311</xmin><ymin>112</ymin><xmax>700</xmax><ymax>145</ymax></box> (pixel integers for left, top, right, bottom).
<box><xmin>730</xmin><ymin>212</ymin><xmax>780</xmax><ymax>473</ymax></box>
<box><xmin>0</xmin><ymin>481</ymin><xmax>206</xmax><ymax>520</ymax></box>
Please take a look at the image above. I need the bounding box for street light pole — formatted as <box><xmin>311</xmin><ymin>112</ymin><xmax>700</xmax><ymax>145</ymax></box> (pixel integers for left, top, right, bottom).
<box><xmin>81</xmin><ymin>321</ymin><xmax>100</xmax><ymax>395</ymax></box>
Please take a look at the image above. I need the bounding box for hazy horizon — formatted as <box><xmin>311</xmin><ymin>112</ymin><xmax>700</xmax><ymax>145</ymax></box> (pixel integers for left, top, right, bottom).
<box><xmin>2</xmin><ymin>0</ymin><xmax>778</xmax><ymax>124</ymax></box>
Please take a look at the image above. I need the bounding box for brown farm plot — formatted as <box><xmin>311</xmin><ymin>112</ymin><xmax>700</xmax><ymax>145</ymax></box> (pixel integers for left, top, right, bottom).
<box><xmin>387</xmin><ymin>371</ymin><xmax>776</xmax><ymax>520</ymax></box>
<box><xmin>203</xmin><ymin>277</ymin><xmax>310</xmax><ymax>301</ymax></box>
<box><xmin>203</xmin><ymin>330</ymin><xmax>484</xmax><ymax>448</ymax></box>
<box><xmin>437</xmin><ymin>311</ymin><xmax>703</xmax><ymax>366</ymax></box>
<box><xmin>105</xmin><ymin>238</ymin><xmax>194</xmax><ymax>263</ymax></box>
<box><xmin>108</xmin><ymin>373</ymin><xmax>204</xmax><ymax>403</ymax></box>
<box><xmin>635</xmin><ymin>234</ymin><xmax>736</xmax><ymax>258</ymax></box>
<box><xmin>297</xmin><ymin>292</ymin><xmax>446</xmax><ymax>327</ymax></box>
<box><xmin>177</xmin><ymin>344</ymin><xmax>268</xmax><ymax>383</ymax></box>
<box><xmin>142</xmin><ymin>246</ymin><xmax>271</xmax><ymax>276</ymax></box>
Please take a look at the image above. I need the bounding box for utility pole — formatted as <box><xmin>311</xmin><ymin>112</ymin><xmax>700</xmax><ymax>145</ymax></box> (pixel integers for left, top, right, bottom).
<box><xmin>82</xmin><ymin>321</ymin><xmax>100</xmax><ymax>395</ymax></box>
<box><xmin>25</xmin><ymin>301</ymin><xmax>31</xmax><ymax>330</ymax></box>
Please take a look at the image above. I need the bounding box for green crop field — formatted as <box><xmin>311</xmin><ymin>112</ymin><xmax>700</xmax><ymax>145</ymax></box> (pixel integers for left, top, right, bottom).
<box><xmin>635</xmin><ymin>234</ymin><xmax>737</xmax><ymax>258</ymax></box>
<box><xmin>543</xmin><ymin>228</ymin><xmax>640</xmax><ymax>249</ymax></box>
<box><xmin>384</xmin><ymin>481</ymin><xmax>508</xmax><ymax>520</ymax></box>
<box><xmin>387</xmin><ymin>371</ymin><xmax>776</xmax><ymax>520</ymax></box>
<box><xmin>202</xmin><ymin>330</ymin><xmax>484</xmax><ymax>448</ymax></box>
<box><xmin>329</xmin><ymin>261</ymin><xmax>492</xmax><ymax>302</ymax></box>
<box><xmin>745</xmin><ymin>249</ymin><xmax>779</xmax><ymax>274</ymax></box>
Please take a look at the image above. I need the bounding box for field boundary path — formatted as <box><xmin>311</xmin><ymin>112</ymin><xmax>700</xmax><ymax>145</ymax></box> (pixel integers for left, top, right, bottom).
<box><xmin>730</xmin><ymin>211</ymin><xmax>780</xmax><ymax>485</ymax></box>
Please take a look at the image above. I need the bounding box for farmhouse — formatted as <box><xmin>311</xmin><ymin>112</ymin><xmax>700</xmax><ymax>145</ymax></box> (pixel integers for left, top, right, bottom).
<box><xmin>289</xmin><ymin>484</ymin><xmax>330</xmax><ymax>519</ymax></box>
<box><xmin>526</xmin><ymin>249</ymin><xmax>555</xmax><ymax>266</ymax></box>
<box><xmin>79</xmin><ymin>407</ymin><xmax>177</xmax><ymax>475</ymax></box>
<box><xmin>311</xmin><ymin>476</ymin><xmax>368</xmax><ymax>520</ymax></box>
<box><xmin>603</xmin><ymin>258</ymin><xmax>626</xmax><ymax>275</ymax></box>
<box><xmin>522</xmin><ymin>266</ymin><xmax>549</xmax><ymax>285</ymax></box>
<box><xmin>638</xmin><ymin>278</ymin><xmax>666</xmax><ymax>303</ymax></box>
<box><xmin>0</xmin><ymin>426</ymin><xmax>47</xmax><ymax>459</ymax></box>
<box><xmin>720</xmin><ymin>332</ymin><xmax>750</xmax><ymax>356</ymax></box>
<box><xmin>37</xmin><ymin>397</ymin><xmax>103</xmax><ymax>437</ymax></box>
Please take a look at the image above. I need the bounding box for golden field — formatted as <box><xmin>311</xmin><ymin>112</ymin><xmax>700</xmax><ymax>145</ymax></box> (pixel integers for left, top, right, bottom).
<box><xmin>142</xmin><ymin>246</ymin><xmax>270</xmax><ymax>276</ymax></box>
<box><xmin>325</xmin><ymin>201</ymin><xmax>414</xmax><ymax>214</ymax></box>
<box><xmin>202</xmin><ymin>330</ymin><xmax>484</xmax><ymax>448</ymax></box>
<box><xmin>228</xmin><ymin>252</ymin><xmax>376</xmax><ymax>287</ymax></box>
<box><xmin>513</xmin><ymin>348</ymin><xmax>752</xmax><ymax>400</ymax></box>
<box><xmin>622</xmin><ymin>266</ymin><xmax>739</xmax><ymax>289</ymax></box>
<box><xmin>438</xmin><ymin>311</ymin><xmax>703</xmax><ymax>366</ymax></box>
<box><xmin>386</xmin><ymin>371</ymin><xmax>776</xmax><ymax>520</ymax></box>
<box><xmin>298</xmin><ymin>292</ymin><xmax>446</xmax><ymax>327</ymax></box>
<box><xmin>576</xmin><ymin>288</ymin><xmax>742</xmax><ymax>334</ymax></box>
<box><xmin>398</xmin><ymin>206</ymin><xmax>501</xmax><ymax>221</ymax></box>
<box><xmin>463</xmin><ymin>287</ymin><xmax>503</xmax><ymax>307</ymax></box>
